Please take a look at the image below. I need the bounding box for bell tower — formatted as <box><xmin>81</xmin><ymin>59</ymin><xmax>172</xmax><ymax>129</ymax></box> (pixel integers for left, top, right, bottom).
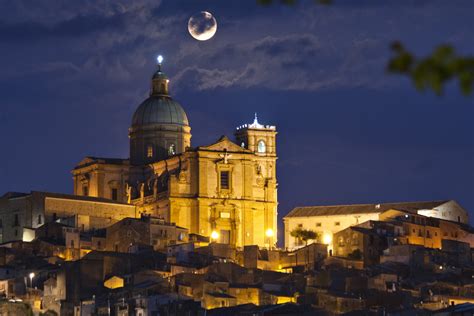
<box><xmin>235</xmin><ymin>113</ymin><xmax>277</xmax><ymax>157</ymax></box>
<box><xmin>235</xmin><ymin>114</ymin><xmax>278</xmax><ymax>248</ymax></box>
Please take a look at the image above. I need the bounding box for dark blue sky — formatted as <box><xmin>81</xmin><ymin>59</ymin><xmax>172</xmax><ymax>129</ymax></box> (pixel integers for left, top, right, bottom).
<box><xmin>0</xmin><ymin>1</ymin><xmax>473</xmax><ymax>238</ymax></box>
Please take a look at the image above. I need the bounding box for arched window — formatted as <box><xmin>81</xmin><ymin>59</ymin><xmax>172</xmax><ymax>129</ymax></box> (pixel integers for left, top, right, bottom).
<box><xmin>168</xmin><ymin>144</ymin><xmax>176</xmax><ymax>156</ymax></box>
<box><xmin>257</xmin><ymin>140</ymin><xmax>266</xmax><ymax>153</ymax></box>
<box><xmin>147</xmin><ymin>145</ymin><xmax>154</xmax><ymax>158</ymax></box>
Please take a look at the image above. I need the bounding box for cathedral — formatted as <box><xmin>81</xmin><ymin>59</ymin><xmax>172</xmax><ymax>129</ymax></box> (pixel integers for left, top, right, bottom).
<box><xmin>72</xmin><ymin>60</ymin><xmax>278</xmax><ymax>248</ymax></box>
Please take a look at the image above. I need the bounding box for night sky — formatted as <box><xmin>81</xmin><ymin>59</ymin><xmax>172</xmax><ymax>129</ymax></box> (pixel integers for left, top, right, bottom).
<box><xmin>0</xmin><ymin>1</ymin><xmax>473</xmax><ymax>241</ymax></box>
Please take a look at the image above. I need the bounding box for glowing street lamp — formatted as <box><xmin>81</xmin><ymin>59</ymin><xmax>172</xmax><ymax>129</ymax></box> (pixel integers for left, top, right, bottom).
<box><xmin>323</xmin><ymin>233</ymin><xmax>332</xmax><ymax>245</ymax></box>
<box><xmin>265</xmin><ymin>228</ymin><xmax>274</xmax><ymax>238</ymax></box>
<box><xmin>29</xmin><ymin>272</ymin><xmax>35</xmax><ymax>288</ymax></box>
<box><xmin>265</xmin><ymin>228</ymin><xmax>274</xmax><ymax>249</ymax></box>
<box><xmin>210</xmin><ymin>230</ymin><xmax>219</xmax><ymax>242</ymax></box>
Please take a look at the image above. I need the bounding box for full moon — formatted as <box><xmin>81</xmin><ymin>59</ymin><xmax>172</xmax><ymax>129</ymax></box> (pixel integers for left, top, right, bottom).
<box><xmin>188</xmin><ymin>11</ymin><xmax>217</xmax><ymax>41</ymax></box>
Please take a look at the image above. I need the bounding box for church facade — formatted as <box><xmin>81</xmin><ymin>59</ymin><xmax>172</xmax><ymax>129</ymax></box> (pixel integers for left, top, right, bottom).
<box><xmin>72</xmin><ymin>61</ymin><xmax>278</xmax><ymax>247</ymax></box>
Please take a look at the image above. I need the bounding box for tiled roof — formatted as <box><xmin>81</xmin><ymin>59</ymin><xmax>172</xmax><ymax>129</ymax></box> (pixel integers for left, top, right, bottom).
<box><xmin>284</xmin><ymin>200</ymin><xmax>450</xmax><ymax>218</ymax></box>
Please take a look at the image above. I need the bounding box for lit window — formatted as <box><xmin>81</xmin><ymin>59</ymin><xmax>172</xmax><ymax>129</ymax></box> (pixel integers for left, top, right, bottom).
<box><xmin>147</xmin><ymin>145</ymin><xmax>154</xmax><ymax>158</ymax></box>
<box><xmin>168</xmin><ymin>144</ymin><xmax>176</xmax><ymax>156</ymax></box>
<box><xmin>257</xmin><ymin>140</ymin><xmax>266</xmax><ymax>153</ymax></box>
<box><xmin>220</xmin><ymin>171</ymin><xmax>230</xmax><ymax>189</ymax></box>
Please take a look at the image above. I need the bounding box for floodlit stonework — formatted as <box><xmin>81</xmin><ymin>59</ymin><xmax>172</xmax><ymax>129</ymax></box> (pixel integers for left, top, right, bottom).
<box><xmin>72</xmin><ymin>63</ymin><xmax>278</xmax><ymax>247</ymax></box>
<box><xmin>284</xmin><ymin>200</ymin><xmax>469</xmax><ymax>251</ymax></box>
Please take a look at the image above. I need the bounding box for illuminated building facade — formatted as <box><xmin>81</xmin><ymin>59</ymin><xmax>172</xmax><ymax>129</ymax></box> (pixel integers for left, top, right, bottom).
<box><xmin>284</xmin><ymin>200</ymin><xmax>468</xmax><ymax>251</ymax></box>
<box><xmin>72</xmin><ymin>59</ymin><xmax>278</xmax><ymax>247</ymax></box>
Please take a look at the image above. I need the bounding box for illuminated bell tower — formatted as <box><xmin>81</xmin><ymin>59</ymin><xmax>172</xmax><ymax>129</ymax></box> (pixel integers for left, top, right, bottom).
<box><xmin>235</xmin><ymin>113</ymin><xmax>277</xmax><ymax>158</ymax></box>
<box><xmin>235</xmin><ymin>113</ymin><xmax>278</xmax><ymax>248</ymax></box>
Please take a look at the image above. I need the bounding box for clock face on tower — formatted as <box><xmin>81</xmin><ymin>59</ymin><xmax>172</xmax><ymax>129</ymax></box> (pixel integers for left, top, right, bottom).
<box><xmin>257</xmin><ymin>140</ymin><xmax>266</xmax><ymax>153</ymax></box>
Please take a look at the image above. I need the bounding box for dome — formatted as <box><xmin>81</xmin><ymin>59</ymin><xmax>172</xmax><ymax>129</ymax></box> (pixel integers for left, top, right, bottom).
<box><xmin>132</xmin><ymin>96</ymin><xmax>189</xmax><ymax>127</ymax></box>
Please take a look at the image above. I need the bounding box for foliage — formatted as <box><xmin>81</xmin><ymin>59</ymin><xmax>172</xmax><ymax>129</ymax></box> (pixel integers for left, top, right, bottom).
<box><xmin>388</xmin><ymin>42</ymin><xmax>474</xmax><ymax>96</ymax></box>
<box><xmin>348</xmin><ymin>249</ymin><xmax>362</xmax><ymax>260</ymax></box>
<box><xmin>290</xmin><ymin>228</ymin><xmax>319</xmax><ymax>245</ymax></box>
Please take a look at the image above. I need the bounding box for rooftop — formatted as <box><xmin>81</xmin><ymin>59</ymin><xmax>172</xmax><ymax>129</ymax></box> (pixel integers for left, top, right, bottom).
<box><xmin>0</xmin><ymin>190</ymin><xmax>134</xmax><ymax>206</ymax></box>
<box><xmin>285</xmin><ymin>200</ymin><xmax>451</xmax><ymax>218</ymax></box>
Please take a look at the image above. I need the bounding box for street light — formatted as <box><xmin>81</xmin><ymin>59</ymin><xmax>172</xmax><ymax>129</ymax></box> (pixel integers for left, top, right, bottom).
<box><xmin>210</xmin><ymin>230</ymin><xmax>219</xmax><ymax>242</ymax></box>
<box><xmin>265</xmin><ymin>228</ymin><xmax>274</xmax><ymax>238</ymax></box>
<box><xmin>323</xmin><ymin>233</ymin><xmax>332</xmax><ymax>245</ymax></box>
<box><xmin>29</xmin><ymin>272</ymin><xmax>35</xmax><ymax>288</ymax></box>
<box><xmin>265</xmin><ymin>228</ymin><xmax>274</xmax><ymax>249</ymax></box>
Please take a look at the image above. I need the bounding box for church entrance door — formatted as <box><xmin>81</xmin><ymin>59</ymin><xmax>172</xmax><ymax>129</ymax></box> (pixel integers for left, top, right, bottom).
<box><xmin>220</xmin><ymin>230</ymin><xmax>230</xmax><ymax>244</ymax></box>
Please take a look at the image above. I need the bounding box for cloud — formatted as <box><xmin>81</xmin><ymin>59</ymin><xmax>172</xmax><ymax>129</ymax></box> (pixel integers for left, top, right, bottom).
<box><xmin>0</xmin><ymin>0</ymin><xmax>471</xmax><ymax>97</ymax></box>
<box><xmin>172</xmin><ymin>33</ymin><xmax>391</xmax><ymax>92</ymax></box>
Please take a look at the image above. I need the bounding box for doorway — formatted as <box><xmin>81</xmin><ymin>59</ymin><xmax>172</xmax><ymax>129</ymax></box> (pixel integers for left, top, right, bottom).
<box><xmin>220</xmin><ymin>230</ymin><xmax>230</xmax><ymax>244</ymax></box>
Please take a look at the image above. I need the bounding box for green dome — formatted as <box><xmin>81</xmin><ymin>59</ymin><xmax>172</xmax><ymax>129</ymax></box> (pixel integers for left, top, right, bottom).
<box><xmin>132</xmin><ymin>96</ymin><xmax>189</xmax><ymax>127</ymax></box>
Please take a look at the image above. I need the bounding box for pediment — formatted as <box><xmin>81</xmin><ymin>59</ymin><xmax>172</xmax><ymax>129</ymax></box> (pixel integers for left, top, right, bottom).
<box><xmin>75</xmin><ymin>157</ymin><xmax>97</xmax><ymax>168</ymax></box>
<box><xmin>198</xmin><ymin>135</ymin><xmax>251</xmax><ymax>153</ymax></box>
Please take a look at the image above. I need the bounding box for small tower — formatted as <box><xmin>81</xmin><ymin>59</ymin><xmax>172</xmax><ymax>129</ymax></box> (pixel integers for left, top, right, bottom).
<box><xmin>235</xmin><ymin>113</ymin><xmax>277</xmax><ymax>157</ymax></box>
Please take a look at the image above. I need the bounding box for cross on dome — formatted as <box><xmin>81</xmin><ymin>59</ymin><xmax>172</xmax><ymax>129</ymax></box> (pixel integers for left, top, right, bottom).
<box><xmin>157</xmin><ymin>55</ymin><xmax>164</xmax><ymax>65</ymax></box>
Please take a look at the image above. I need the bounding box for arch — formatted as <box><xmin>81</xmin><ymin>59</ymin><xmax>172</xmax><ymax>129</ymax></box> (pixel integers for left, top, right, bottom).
<box><xmin>257</xmin><ymin>140</ymin><xmax>266</xmax><ymax>153</ymax></box>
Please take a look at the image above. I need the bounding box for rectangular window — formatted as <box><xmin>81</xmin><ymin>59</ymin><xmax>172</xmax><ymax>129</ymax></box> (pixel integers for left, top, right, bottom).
<box><xmin>220</xmin><ymin>171</ymin><xmax>230</xmax><ymax>189</ymax></box>
<box><xmin>37</xmin><ymin>214</ymin><xmax>42</xmax><ymax>225</ymax></box>
<box><xmin>83</xmin><ymin>186</ymin><xmax>89</xmax><ymax>196</ymax></box>
<box><xmin>147</xmin><ymin>145</ymin><xmax>154</xmax><ymax>158</ymax></box>
<box><xmin>316</xmin><ymin>222</ymin><xmax>322</xmax><ymax>227</ymax></box>
<box><xmin>334</xmin><ymin>222</ymin><xmax>340</xmax><ymax>226</ymax></box>
<box><xmin>13</xmin><ymin>214</ymin><xmax>19</xmax><ymax>227</ymax></box>
<box><xmin>111</xmin><ymin>188</ymin><xmax>118</xmax><ymax>201</ymax></box>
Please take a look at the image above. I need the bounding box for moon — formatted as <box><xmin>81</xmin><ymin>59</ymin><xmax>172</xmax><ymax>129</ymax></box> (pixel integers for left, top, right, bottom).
<box><xmin>188</xmin><ymin>11</ymin><xmax>217</xmax><ymax>41</ymax></box>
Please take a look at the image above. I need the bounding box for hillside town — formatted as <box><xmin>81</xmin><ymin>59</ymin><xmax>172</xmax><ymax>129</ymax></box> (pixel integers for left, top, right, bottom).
<box><xmin>0</xmin><ymin>194</ymin><xmax>473</xmax><ymax>315</ymax></box>
<box><xmin>0</xmin><ymin>62</ymin><xmax>473</xmax><ymax>316</ymax></box>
